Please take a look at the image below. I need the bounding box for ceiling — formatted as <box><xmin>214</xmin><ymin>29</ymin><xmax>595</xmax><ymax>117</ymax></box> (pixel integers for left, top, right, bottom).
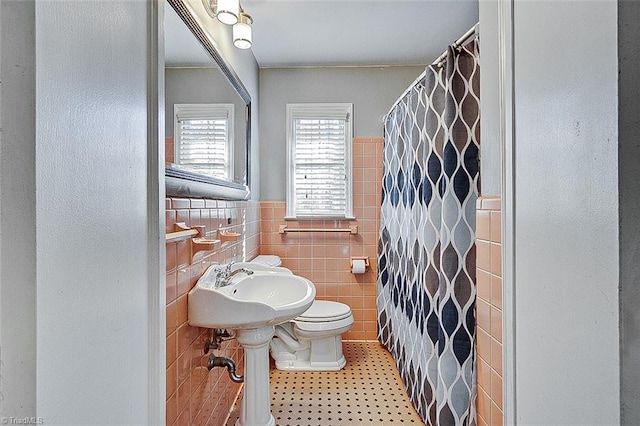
<box><xmin>241</xmin><ymin>0</ymin><xmax>479</xmax><ymax>68</ymax></box>
<box><xmin>165</xmin><ymin>0</ymin><xmax>479</xmax><ymax>69</ymax></box>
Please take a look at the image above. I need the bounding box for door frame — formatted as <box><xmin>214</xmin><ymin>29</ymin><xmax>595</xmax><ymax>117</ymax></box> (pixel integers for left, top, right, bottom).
<box><xmin>498</xmin><ymin>0</ymin><xmax>516</xmax><ymax>424</ymax></box>
<box><xmin>148</xmin><ymin>0</ymin><xmax>166</xmax><ymax>424</ymax></box>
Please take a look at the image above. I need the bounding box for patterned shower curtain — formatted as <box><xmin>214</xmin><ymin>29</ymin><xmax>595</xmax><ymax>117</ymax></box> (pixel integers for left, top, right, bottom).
<box><xmin>377</xmin><ymin>40</ymin><xmax>480</xmax><ymax>426</ymax></box>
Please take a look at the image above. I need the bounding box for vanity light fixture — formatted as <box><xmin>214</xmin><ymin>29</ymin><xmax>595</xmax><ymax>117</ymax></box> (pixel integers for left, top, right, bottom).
<box><xmin>202</xmin><ymin>0</ymin><xmax>217</xmax><ymax>18</ymax></box>
<box><xmin>202</xmin><ymin>0</ymin><xmax>252</xmax><ymax>49</ymax></box>
<box><xmin>233</xmin><ymin>11</ymin><xmax>253</xmax><ymax>49</ymax></box>
<box><xmin>215</xmin><ymin>0</ymin><xmax>240</xmax><ymax>25</ymax></box>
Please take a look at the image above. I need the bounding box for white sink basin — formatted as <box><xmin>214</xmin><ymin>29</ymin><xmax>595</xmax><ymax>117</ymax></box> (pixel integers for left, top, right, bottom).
<box><xmin>188</xmin><ymin>265</ymin><xmax>316</xmax><ymax>330</ymax></box>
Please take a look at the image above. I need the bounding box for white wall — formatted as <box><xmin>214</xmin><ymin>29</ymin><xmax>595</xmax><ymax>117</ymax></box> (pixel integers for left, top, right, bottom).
<box><xmin>0</xmin><ymin>0</ymin><xmax>37</xmax><ymax>416</ymax></box>
<box><xmin>165</xmin><ymin>68</ymin><xmax>244</xmax><ymax>136</ymax></box>
<box><xmin>512</xmin><ymin>1</ymin><xmax>620</xmax><ymax>423</ymax></box>
<box><xmin>35</xmin><ymin>1</ymin><xmax>159</xmax><ymax>423</ymax></box>
<box><xmin>165</xmin><ymin>67</ymin><xmax>248</xmax><ymax>183</ymax></box>
<box><xmin>259</xmin><ymin>66</ymin><xmax>425</xmax><ymax>200</ymax></box>
<box><xmin>478</xmin><ymin>0</ymin><xmax>501</xmax><ymax>197</ymax></box>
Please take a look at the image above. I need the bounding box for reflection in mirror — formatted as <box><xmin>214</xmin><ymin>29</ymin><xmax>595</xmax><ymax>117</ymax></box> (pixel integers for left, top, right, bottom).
<box><xmin>164</xmin><ymin>0</ymin><xmax>250</xmax><ymax>200</ymax></box>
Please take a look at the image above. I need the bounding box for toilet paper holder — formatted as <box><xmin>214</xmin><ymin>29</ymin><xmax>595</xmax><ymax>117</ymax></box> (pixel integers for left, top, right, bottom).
<box><xmin>350</xmin><ymin>256</ymin><xmax>370</xmax><ymax>272</ymax></box>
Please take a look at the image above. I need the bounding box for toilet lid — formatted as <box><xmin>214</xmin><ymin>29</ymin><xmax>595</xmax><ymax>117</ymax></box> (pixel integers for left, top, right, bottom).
<box><xmin>296</xmin><ymin>300</ymin><xmax>352</xmax><ymax>323</ymax></box>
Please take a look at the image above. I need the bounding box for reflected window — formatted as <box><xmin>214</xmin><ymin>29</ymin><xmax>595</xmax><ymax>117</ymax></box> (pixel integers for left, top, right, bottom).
<box><xmin>174</xmin><ymin>103</ymin><xmax>234</xmax><ymax>180</ymax></box>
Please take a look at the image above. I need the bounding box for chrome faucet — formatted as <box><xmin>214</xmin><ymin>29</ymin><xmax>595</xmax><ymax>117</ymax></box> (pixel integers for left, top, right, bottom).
<box><xmin>213</xmin><ymin>263</ymin><xmax>254</xmax><ymax>288</ymax></box>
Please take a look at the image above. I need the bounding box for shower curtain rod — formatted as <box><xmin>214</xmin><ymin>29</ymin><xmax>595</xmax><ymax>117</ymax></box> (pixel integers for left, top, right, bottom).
<box><xmin>384</xmin><ymin>23</ymin><xmax>479</xmax><ymax>120</ymax></box>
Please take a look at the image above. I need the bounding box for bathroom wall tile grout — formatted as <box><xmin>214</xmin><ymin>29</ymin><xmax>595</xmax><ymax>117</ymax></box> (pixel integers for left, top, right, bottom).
<box><xmin>476</xmin><ymin>196</ymin><xmax>503</xmax><ymax>426</ymax></box>
<box><xmin>164</xmin><ymin>138</ymin><xmax>501</xmax><ymax>425</ymax></box>
<box><xmin>166</xmin><ymin>198</ymin><xmax>260</xmax><ymax>426</ymax></box>
<box><xmin>165</xmin><ymin>137</ymin><xmax>383</xmax><ymax>424</ymax></box>
<box><xmin>259</xmin><ymin>137</ymin><xmax>382</xmax><ymax>341</ymax></box>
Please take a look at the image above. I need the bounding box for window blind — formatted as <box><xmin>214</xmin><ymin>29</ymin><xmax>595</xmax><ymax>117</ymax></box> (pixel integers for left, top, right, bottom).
<box><xmin>177</xmin><ymin>117</ymin><xmax>228</xmax><ymax>178</ymax></box>
<box><xmin>174</xmin><ymin>104</ymin><xmax>233</xmax><ymax>180</ymax></box>
<box><xmin>293</xmin><ymin>117</ymin><xmax>348</xmax><ymax>216</ymax></box>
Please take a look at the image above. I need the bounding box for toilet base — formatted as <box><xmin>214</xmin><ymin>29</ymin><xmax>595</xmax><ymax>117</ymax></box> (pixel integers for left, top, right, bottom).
<box><xmin>274</xmin><ymin>355</ymin><xmax>347</xmax><ymax>371</ymax></box>
<box><xmin>270</xmin><ymin>333</ymin><xmax>348</xmax><ymax>372</ymax></box>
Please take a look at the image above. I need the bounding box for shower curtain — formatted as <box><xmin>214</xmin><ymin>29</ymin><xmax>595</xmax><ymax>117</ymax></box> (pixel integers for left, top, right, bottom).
<box><xmin>377</xmin><ymin>40</ymin><xmax>480</xmax><ymax>426</ymax></box>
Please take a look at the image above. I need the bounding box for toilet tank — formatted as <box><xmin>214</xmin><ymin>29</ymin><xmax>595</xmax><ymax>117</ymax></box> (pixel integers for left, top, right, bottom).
<box><xmin>250</xmin><ymin>255</ymin><xmax>282</xmax><ymax>267</ymax></box>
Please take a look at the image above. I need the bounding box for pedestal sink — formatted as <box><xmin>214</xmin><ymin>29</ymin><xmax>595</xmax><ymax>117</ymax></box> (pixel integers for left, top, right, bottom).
<box><xmin>188</xmin><ymin>264</ymin><xmax>316</xmax><ymax>426</ymax></box>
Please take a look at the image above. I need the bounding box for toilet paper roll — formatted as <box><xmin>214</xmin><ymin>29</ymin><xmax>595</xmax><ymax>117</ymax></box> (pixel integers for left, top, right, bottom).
<box><xmin>351</xmin><ymin>259</ymin><xmax>366</xmax><ymax>274</ymax></box>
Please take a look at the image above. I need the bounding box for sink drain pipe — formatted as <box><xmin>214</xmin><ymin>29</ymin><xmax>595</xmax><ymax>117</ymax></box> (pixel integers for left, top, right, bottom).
<box><xmin>207</xmin><ymin>354</ymin><xmax>244</xmax><ymax>383</ymax></box>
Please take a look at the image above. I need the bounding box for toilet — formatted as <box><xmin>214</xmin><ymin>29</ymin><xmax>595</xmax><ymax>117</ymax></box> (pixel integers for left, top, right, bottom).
<box><xmin>250</xmin><ymin>255</ymin><xmax>354</xmax><ymax>371</ymax></box>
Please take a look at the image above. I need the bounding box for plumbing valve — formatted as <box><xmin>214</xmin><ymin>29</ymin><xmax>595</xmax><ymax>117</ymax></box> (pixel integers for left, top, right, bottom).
<box><xmin>204</xmin><ymin>328</ymin><xmax>232</xmax><ymax>353</ymax></box>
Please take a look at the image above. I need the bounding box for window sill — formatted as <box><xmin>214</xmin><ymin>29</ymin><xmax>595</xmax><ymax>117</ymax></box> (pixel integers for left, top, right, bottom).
<box><xmin>284</xmin><ymin>215</ymin><xmax>356</xmax><ymax>221</ymax></box>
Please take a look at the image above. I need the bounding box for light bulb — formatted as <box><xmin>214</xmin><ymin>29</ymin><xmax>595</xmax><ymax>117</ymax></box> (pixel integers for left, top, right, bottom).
<box><xmin>233</xmin><ymin>12</ymin><xmax>252</xmax><ymax>49</ymax></box>
<box><xmin>216</xmin><ymin>0</ymin><xmax>239</xmax><ymax>25</ymax></box>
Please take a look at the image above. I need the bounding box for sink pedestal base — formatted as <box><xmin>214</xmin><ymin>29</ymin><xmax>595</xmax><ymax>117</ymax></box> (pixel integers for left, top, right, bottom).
<box><xmin>236</xmin><ymin>326</ymin><xmax>276</xmax><ymax>426</ymax></box>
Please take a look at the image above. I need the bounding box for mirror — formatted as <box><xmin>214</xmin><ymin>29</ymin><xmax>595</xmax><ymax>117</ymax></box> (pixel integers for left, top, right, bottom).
<box><xmin>164</xmin><ymin>0</ymin><xmax>251</xmax><ymax>200</ymax></box>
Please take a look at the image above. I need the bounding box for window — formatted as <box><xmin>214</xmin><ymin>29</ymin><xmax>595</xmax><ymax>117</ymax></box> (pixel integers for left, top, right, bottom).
<box><xmin>286</xmin><ymin>103</ymin><xmax>354</xmax><ymax>219</ymax></box>
<box><xmin>174</xmin><ymin>103</ymin><xmax>234</xmax><ymax>180</ymax></box>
